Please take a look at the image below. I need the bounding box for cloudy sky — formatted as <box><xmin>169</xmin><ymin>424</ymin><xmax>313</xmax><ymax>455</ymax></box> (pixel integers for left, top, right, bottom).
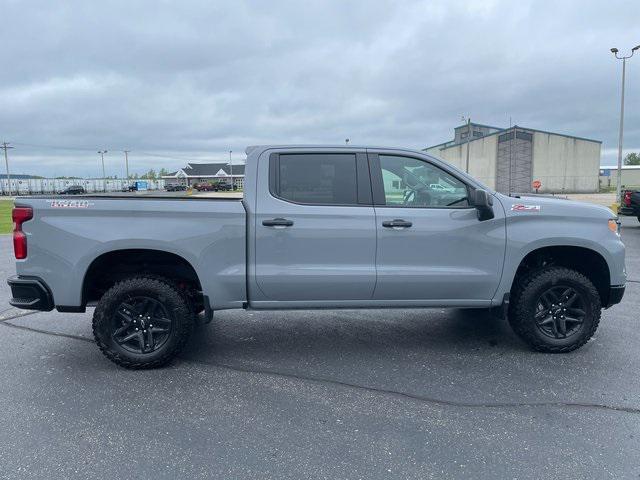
<box><xmin>1</xmin><ymin>0</ymin><xmax>639</xmax><ymax>178</ymax></box>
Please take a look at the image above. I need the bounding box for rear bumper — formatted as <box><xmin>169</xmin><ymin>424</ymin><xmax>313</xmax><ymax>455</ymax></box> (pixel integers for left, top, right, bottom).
<box><xmin>618</xmin><ymin>206</ymin><xmax>637</xmax><ymax>216</ymax></box>
<box><xmin>7</xmin><ymin>275</ymin><xmax>54</xmax><ymax>311</ymax></box>
<box><xmin>606</xmin><ymin>285</ymin><xmax>625</xmax><ymax>308</ymax></box>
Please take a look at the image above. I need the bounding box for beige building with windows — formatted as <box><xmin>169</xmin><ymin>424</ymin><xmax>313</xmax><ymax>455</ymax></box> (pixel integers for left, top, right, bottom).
<box><xmin>162</xmin><ymin>162</ymin><xmax>245</xmax><ymax>189</ymax></box>
<box><xmin>424</xmin><ymin>122</ymin><xmax>601</xmax><ymax>194</ymax></box>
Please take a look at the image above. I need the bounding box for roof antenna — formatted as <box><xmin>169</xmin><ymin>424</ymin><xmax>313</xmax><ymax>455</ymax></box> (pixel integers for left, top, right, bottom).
<box><xmin>345</xmin><ymin>138</ymin><xmax>350</xmax><ymax>145</ymax></box>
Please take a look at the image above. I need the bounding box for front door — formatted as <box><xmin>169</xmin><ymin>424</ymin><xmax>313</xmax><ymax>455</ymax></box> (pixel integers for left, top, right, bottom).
<box><xmin>369</xmin><ymin>152</ymin><xmax>506</xmax><ymax>304</ymax></box>
<box><xmin>253</xmin><ymin>150</ymin><xmax>377</xmax><ymax>303</ymax></box>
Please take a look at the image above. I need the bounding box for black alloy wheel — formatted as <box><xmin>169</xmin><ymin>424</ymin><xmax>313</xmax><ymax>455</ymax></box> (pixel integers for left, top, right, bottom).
<box><xmin>93</xmin><ymin>276</ymin><xmax>194</xmax><ymax>368</ymax></box>
<box><xmin>508</xmin><ymin>266</ymin><xmax>601</xmax><ymax>353</ymax></box>
<box><xmin>112</xmin><ymin>296</ymin><xmax>173</xmax><ymax>354</ymax></box>
<box><xmin>534</xmin><ymin>286</ymin><xmax>586</xmax><ymax>339</ymax></box>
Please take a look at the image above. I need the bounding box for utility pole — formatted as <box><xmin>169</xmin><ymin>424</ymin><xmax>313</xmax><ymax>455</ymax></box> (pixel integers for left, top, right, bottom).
<box><xmin>461</xmin><ymin>116</ymin><xmax>471</xmax><ymax>173</ymax></box>
<box><xmin>507</xmin><ymin>117</ymin><xmax>516</xmax><ymax>196</ymax></box>
<box><xmin>124</xmin><ymin>150</ymin><xmax>130</xmax><ymax>184</ymax></box>
<box><xmin>98</xmin><ymin>150</ymin><xmax>107</xmax><ymax>192</ymax></box>
<box><xmin>465</xmin><ymin>118</ymin><xmax>471</xmax><ymax>173</ymax></box>
<box><xmin>2</xmin><ymin>142</ymin><xmax>13</xmax><ymax>196</ymax></box>
<box><xmin>611</xmin><ymin>45</ymin><xmax>639</xmax><ymax>204</ymax></box>
<box><xmin>229</xmin><ymin>150</ymin><xmax>233</xmax><ymax>190</ymax></box>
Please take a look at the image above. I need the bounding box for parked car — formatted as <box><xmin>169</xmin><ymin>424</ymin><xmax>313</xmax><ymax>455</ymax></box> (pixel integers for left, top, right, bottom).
<box><xmin>429</xmin><ymin>183</ymin><xmax>456</xmax><ymax>193</ymax></box>
<box><xmin>618</xmin><ymin>188</ymin><xmax>640</xmax><ymax>221</ymax></box>
<box><xmin>8</xmin><ymin>145</ymin><xmax>626</xmax><ymax>369</ymax></box>
<box><xmin>194</xmin><ymin>183</ymin><xmax>215</xmax><ymax>191</ymax></box>
<box><xmin>57</xmin><ymin>185</ymin><xmax>85</xmax><ymax>195</ymax></box>
<box><xmin>213</xmin><ymin>183</ymin><xmax>233</xmax><ymax>191</ymax></box>
<box><xmin>165</xmin><ymin>184</ymin><xmax>186</xmax><ymax>192</ymax></box>
<box><xmin>121</xmin><ymin>184</ymin><xmax>137</xmax><ymax>192</ymax></box>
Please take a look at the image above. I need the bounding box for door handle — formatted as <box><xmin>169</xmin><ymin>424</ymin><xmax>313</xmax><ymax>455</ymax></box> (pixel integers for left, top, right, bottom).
<box><xmin>262</xmin><ymin>218</ymin><xmax>294</xmax><ymax>227</ymax></box>
<box><xmin>382</xmin><ymin>219</ymin><xmax>412</xmax><ymax>228</ymax></box>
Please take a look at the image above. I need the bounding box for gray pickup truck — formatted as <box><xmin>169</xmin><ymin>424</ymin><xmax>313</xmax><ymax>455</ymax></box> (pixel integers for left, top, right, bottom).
<box><xmin>8</xmin><ymin>145</ymin><xmax>626</xmax><ymax>368</ymax></box>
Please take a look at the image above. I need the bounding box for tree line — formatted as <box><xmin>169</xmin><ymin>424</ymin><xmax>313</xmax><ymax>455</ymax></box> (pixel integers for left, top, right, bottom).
<box><xmin>625</xmin><ymin>153</ymin><xmax>640</xmax><ymax>165</ymax></box>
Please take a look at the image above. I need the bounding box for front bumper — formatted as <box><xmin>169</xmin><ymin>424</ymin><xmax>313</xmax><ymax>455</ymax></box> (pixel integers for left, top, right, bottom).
<box><xmin>7</xmin><ymin>276</ymin><xmax>54</xmax><ymax>311</ymax></box>
<box><xmin>606</xmin><ymin>285</ymin><xmax>625</xmax><ymax>308</ymax></box>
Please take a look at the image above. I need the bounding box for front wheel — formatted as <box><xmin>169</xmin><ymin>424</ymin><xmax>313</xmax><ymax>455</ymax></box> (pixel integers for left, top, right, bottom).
<box><xmin>509</xmin><ymin>267</ymin><xmax>601</xmax><ymax>352</ymax></box>
<box><xmin>92</xmin><ymin>276</ymin><xmax>194</xmax><ymax>368</ymax></box>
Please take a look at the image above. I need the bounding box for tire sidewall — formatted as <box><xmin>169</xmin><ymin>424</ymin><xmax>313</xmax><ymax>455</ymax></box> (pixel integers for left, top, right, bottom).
<box><xmin>94</xmin><ymin>278</ymin><xmax>191</xmax><ymax>366</ymax></box>
<box><xmin>512</xmin><ymin>267</ymin><xmax>601</xmax><ymax>351</ymax></box>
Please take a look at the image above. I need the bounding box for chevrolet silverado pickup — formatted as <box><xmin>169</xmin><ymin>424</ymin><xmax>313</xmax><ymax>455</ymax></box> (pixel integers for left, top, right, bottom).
<box><xmin>8</xmin><ymin>145</ymin><xmax>626</xmax><ymax>368</ymax></box>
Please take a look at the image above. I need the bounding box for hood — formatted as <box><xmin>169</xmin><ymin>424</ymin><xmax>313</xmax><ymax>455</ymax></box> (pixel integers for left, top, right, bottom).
<box><xmin>494</xmin><ymin>193</ymin><xmax>616</xmax><ymax>220</ymax></box>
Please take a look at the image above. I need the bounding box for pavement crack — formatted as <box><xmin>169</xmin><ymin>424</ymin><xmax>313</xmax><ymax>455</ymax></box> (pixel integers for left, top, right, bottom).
<box><xmin>0</xmin><ymin>320</ymin><xmax>94</xmax><ymax>342</ymax></box>
<box><xmin>3</xmin><ymin>319</ymin><xmax>640</xmax><ymax>416</ymax></box>
<box><xmin>0</xmin><ymin>310</ymin><xmax>39</xmax><ymax>322</ymax></box>
<box><xmin>186</xmin><ymin>358</ymin><xmax>640</xmax><ymax>416</ymax></box>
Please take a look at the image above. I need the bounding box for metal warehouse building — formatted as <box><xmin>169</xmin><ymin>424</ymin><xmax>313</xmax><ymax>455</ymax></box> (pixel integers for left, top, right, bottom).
<box><xmin>599</xmin><ymin>165</ymin><xmax>640</xmax><ymax>190</ymax></box>
<box><xmin>424</xmin><ymin>122</ymin><xmax>601</xmax><ymax>194</ymax></box>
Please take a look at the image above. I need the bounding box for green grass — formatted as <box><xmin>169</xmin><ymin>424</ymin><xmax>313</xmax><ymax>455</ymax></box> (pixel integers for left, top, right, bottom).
<box><xmin>0</xmin><ymin>200</ymin><xmax>13</xmax><ymax>234</ymax></box>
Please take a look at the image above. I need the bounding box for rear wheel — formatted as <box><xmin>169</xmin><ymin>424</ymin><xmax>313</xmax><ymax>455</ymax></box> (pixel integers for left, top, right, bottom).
<box><xmin>509</xmin><ymin>267</ymin><xmax>601</xmax><ymax>352</ymax></box>
<box><xmin>93</xmin><ymin>276</ymin><xmax>194</xmax><ymax>368</ymax></box>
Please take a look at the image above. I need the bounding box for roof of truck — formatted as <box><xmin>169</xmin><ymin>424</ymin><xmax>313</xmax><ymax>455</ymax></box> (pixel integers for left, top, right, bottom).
<box><xmin>244</xmin><ymin>145</ymin><xmax>426</xmax><ymax>155</ymax></box>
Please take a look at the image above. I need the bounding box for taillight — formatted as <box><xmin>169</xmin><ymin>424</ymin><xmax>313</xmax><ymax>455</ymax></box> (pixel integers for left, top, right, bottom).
<box><xmin>623</xmin><ymin>191</ymin><xmax>632</xmax><ymax>206</ymax></box>
<box><xmin>12</xmin><ymin>206</ymin><xmax>33</xmax><ymax>259</ymax></box>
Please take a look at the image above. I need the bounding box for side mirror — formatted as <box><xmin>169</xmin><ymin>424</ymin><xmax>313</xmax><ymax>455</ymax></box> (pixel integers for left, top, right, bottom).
<box><xmin>471</xmin><ymin>189</ymin><xmax>494</xmax><ymax>221</ymax></box>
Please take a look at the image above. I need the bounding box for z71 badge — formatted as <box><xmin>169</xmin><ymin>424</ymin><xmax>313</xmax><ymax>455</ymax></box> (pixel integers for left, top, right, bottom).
<box><xmin>49</xmin><ymin>200</ymin><xmax>94</xmax><ymax>209</ymax></box>
<box><xmin>511</xmin><ymin>204</ymin><xmax>541</xmax><ymax>212</ymax></box>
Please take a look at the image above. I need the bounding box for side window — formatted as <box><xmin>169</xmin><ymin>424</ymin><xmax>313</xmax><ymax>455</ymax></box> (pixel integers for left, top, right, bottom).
<box><xmin>274</xmin><ymin>153</ymin><xmax>358</xmax><ymax>205</ymax></box>
<box><xmin>379</xmin><ymin>155</ymin><xmax>469</xmax><ymax>207</ymax></box>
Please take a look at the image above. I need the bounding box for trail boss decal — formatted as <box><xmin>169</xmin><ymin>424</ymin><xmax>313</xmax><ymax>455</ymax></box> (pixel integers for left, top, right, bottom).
<box><xmin>511</xmin><ymin>204</ymin><xmax>541</xmax><ymax>212</ymax></box>
<box><xmin>49</xmin><ymin>200</ymin><xmax>94</xmax><ymax>209</ymax></box>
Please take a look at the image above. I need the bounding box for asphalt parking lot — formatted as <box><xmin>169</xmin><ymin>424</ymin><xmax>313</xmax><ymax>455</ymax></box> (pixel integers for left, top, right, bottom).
<box><xmin>1</xmin><ymin>218</ymin><xmax>640</xmax><ymax>479</ymax></box>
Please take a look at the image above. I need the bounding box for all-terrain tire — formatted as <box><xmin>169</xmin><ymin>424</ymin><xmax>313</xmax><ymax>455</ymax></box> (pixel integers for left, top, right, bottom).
<box><xmin>509</xmin><ymin>266</ymin><xmax>601</xmax><ymax>353</ymax></box>
<box><xmin>92</xmin><ymin>276</ymin><xmax>194</xmax><ymax>369</ymax></box>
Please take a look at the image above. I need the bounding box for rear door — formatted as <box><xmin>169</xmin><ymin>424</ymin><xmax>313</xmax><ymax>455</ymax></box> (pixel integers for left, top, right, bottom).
<box><xmin>369</xmin><ymin>151</ymin><xmax>506</xmax><ymax>304</ymax></box>
<box><xmin>253</xmin><ymin>150</ymin><xmax>377</xmax><ymax>303</ymax></box>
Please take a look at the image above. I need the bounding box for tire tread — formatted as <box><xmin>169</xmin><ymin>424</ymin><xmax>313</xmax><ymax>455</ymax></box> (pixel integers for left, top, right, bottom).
<box><xmin>92</xmin><ymin>276</ymin><xmax>193</xmax><ymax>369</ymax></box>
<box><xmin>509</xmin><ymin>266</ymin><xmax>601</xmax><ymax>353</ymax></box>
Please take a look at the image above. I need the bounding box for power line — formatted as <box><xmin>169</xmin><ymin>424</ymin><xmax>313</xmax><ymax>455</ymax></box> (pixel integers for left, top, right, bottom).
<box><xmin>136</xmin><ymin>151</ymin><xmax>204</xmax><ymax>162</ymax></box>
<box><xmin>11</xmin><ymin>142</ymin><xmax>97</xmax><ymax>152</ymax></box>
<box><xmin>11</xmin><ymin>142</ymin><xmax>220</xmax><ymax>163</ymax></box>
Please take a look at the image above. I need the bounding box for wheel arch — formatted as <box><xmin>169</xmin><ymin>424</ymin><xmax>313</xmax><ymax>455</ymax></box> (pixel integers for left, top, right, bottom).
<box><xmin>509</xmin><ymin>245</ymin><xmax>610</xmax><ymax>306</ymax></box>
<box><xmin>81</xmin><ymin>248</ymin><xmax>204</xmax><ymax>307</ymax></box>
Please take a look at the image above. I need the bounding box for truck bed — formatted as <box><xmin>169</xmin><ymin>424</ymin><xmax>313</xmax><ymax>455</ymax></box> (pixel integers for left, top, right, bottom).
<box><xmin>14</xmin><ymin>196</ymin><xmax>247</xmax><ymax>310</ymax></box>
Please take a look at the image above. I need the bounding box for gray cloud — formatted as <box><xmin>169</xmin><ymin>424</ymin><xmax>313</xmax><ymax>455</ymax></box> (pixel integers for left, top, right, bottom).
<box><xmin>1</xmin><ymin>0</ymin><xmax>639</xmax><ymax>177</ymax></box>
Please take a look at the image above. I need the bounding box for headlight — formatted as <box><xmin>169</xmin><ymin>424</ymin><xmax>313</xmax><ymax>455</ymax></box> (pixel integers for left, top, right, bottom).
<box><xmin>608</xmin><ymin>219</ymin><xmax>621</xmax><ymax>236</ymax></box>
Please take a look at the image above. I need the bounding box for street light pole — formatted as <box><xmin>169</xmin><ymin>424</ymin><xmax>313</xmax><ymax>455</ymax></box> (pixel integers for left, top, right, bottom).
<box><xmin>124</xmin><ymin>150</ymin><xmax>130</xmax><ymax>184</ymax></box>
<box><xmin>611</xmin><ymin>45</ymin><xmax>639</xmax><ymax>204</ymax></box>
<box><xmin>98</xmin><ymin>150</ymin><xmax>107</xmax><ymax>192</ymax></box>
<box><xmin>2</xmin><ymin>142</ymin><xmax>14</xmax><ymax>196</ymax></box>
<box><xmin>229</xmin><ymin>150</ymin><xmax>233</xmax><ymax>190</ymax></box>
<box><xmin>461</xmin><ymin>116</ymin><xmax>471</xmax><ymax>173</ymax></box>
